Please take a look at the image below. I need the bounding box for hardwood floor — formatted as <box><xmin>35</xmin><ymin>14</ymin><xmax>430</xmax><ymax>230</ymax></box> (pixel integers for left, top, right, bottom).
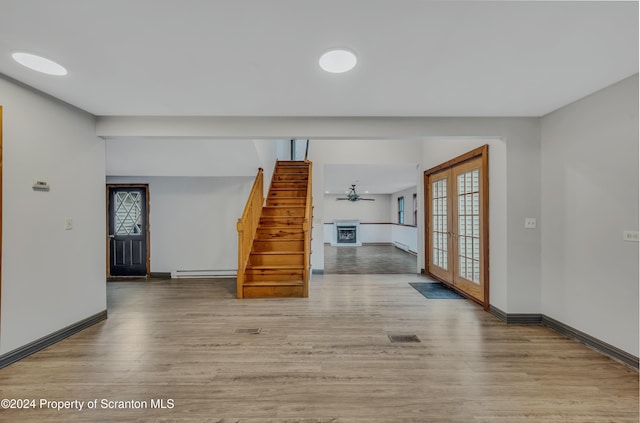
<box><xmin>0</xmin><ymin>275</ymin><xmax>637</xmax><ymax>422</ymax></box>
<box><xmin>324</xmin><ymin>244</ymin><xmax>418</xmax><ymax>274</ymax></box>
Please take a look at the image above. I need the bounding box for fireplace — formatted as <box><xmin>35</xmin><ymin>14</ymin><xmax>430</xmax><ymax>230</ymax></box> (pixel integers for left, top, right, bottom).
<box><xmin>337</xmin><ymin>226</ymin><xmax>357</xmax><ymax>244</ymax></box>
<box><xmin>331</xmin><ymin>220</ymin><xmax>362</xmax><ymax>247</ymax></box>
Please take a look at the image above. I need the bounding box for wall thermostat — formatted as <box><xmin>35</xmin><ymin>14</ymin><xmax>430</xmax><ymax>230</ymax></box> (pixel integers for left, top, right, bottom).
<box><xmin>32</xmin><ymin>180</ymin><xmax>50</xmax><ymax>191</ymax></box>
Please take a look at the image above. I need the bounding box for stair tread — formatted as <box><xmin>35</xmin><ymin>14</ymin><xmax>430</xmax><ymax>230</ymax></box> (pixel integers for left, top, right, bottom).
<box><xmin>260</xmin><ymin>215</ymin><xmax>304</xmax><ymax>218</ymax></box>
<box><xmin>258</xmin><ymin>226</ymin><xmax>303</xmax><ymax>232</ymax></box>
<box><xmin>259</xmin><ymin>224</ymin><xmax>304</xmax><ymax>226</ymax></box>
<box><xmin>254</xmin><ymin>238</ymin><xmax>300</xmax><ymax>242</ymax></box>
<box><xmin>243</xmin><ymin>280</ymin><xmax>304</xmax><ymax>286</ymax></box>
<box><xmin>264</xmin><ymin>206</ymin><xmax>305</xmax><ymax>209</ymax></box>
<box><xmin>276</xmin><ymin>167</ymin><xmax>308</xmax><ymax>170</ymax></box>
<box><xmin>247</xmin><ymin>264</ymin><xmax>304</xmax><ymax>269</ymax></box>
<box><xmin>250</xmin><ymin>251</ymin><xmax>303</xmax><ymax>255</ymax></box>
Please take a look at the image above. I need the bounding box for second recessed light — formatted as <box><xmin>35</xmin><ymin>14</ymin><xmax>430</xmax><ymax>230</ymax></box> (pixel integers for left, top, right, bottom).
<box><xmin>319</xmin><ymin>49</ymin><xmax>357</xmax><ymax>74</ymax></box>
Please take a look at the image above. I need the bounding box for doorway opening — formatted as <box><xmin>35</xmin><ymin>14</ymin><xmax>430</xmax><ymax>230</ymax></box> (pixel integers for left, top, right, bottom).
<box><xmin>323</xmin><ymin>162</ymin><xmax>419</xmax><ymax>274</ymax></box>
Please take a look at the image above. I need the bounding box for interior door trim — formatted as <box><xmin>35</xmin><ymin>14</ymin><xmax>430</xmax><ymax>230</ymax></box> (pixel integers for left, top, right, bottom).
<box><xmin>0</xmin><ymin>106</ymin><xmax>3</xmax><ymax>327</ymax></box>
<box><xmin>106</xmin><ymin>184</ymin><xmax>150</xmax><ymax>279</ymax></box>
<box><xmin>424</xmin><ymin>145</ymin><xmax>489</xmax><ymax>310</ymax></box>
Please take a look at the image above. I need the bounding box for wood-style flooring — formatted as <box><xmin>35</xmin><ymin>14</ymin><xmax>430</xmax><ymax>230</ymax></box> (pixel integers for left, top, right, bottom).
<box><xmin>0</xmin><ymin>275</ymin><xmax>637</xmax><ymax>422</ymax></box>
<box><xmin>324</xmin><ymin>244</ymin><xmax>417</xmax><ymax>274</ymax></box>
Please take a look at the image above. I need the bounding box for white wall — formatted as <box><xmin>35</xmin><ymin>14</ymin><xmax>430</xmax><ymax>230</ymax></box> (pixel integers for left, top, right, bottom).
<box><xmin>1</xmin><ymin>77</ymin><xmax>106</xmax><ymax>355</ymax></box>
<box><xmin>253</xmin><ymin>139</ymin><xmax>282</xmax><ymax>197</ymax></box>
<box><xmin>541</xmin><ymin>74</ymin><xmax>639</xmax><ymax>356</ymax></box>
<box><xmin>106</xmin><ymin>176</ymin><xmax>253</xmax><ymax>274</ymax></box>
<box><xmin>324</xmin><ymin>194</ymin><xmax>391</xmax><ymax>222</ymax></box>
<box><xmin>106</xmin><ymin>138</ymin><xmax>263</xmax><ymax>177</ymax></box>
<box><xmin>390</xmin><ymin>186</ymin><xmax>417</xmax><ymax>225</ymax></box>
<box><xmin>389</xmin><ymin>186</ymin><xmax>418</xmax><ymax>256</ymax></box>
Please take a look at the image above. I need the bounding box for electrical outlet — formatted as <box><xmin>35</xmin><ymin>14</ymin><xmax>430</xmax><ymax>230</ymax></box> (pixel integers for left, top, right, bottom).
<box><xmin>524</xmin><ymin>217</ymin><xmax>536</xmax><ymax>229</ymax></box>
<box><xmin>623</xmin><ymin>231</ymin><xmax>639</xmax><ymax>242</ymax></box>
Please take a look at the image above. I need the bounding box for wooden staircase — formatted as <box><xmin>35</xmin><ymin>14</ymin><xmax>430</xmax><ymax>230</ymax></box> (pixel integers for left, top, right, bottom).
<box><xmin>237</xmin><ymin>161</ymin><xmax>312</xmax><ymax>298</ymax></box>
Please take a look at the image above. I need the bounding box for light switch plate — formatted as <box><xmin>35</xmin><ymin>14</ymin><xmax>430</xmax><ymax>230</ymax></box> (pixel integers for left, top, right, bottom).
<box><xmin>525</xmin><ymin>217</ymin><xmax>536</xmax><ymax>229</ymax></box>
<box><xmin>623</xmin><ymin>231</ymin><xmax>639</xmax><ymax>242</ymax></box>
<box><xmin>65</xmin><ymin>218</ymin><xmax>73</xmax><ymax>230</ymax></box>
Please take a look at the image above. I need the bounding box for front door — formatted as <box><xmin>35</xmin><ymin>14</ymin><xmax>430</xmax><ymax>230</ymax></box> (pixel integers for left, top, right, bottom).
<box><xmin>108</xmin><ymin>186</ymin><xmax>149</xmax><ymax>277</ymax></box>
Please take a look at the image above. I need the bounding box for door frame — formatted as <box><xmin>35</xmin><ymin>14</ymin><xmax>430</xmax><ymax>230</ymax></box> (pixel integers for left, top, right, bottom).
<box><xmin>0</xmin><ymin>106</ymin><xmax>3</xmax><ymax>326</ymax></box>
<box><xmin>106</xmin><ymin>184</ymin><xmax>150</xmax><ymax>278</ymax></box>
<box><xmin>424</xmin><ymin>145</ymin><xmax>489</xmax><ymax>310</ymax></box>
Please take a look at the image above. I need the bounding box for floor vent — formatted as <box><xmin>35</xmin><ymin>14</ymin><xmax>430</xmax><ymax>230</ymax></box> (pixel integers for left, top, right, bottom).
<box><xmin>389</xmin><ymin>334</ymin><xmax>420</xmax><ymax>343</ymax></box>
<box><xmin>234</xmin><ymin>328</ymin><xmax>262</xmax><ymax>334</ymax></box>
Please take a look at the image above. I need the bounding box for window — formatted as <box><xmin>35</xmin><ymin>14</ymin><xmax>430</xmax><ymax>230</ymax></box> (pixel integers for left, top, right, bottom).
<box><xmin>413</xmin><ymin>193</ymin><xmax>417</xmax><ymax>226</ymax></box>
<box><xmin>398</xmin><ymin>196</ymin><xmax>405</xmax><ymax>224</ymax></box>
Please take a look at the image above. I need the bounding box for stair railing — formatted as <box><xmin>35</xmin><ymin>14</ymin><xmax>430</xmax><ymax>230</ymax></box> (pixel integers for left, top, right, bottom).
<box><xmin>236</xmin><ymin>168</ymin><xmax>264</xmax><ymax>298</ymax></box>
<box><xmin>302</xmin><ymin>160</ymin><xmax>313</xmax><ymax>297</ymax></box>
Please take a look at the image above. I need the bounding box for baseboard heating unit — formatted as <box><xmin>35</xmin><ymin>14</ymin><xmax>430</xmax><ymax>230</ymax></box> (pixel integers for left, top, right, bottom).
<box><xmin>171</xmin><ymin>269</ymin><xmax>237</xmax><ymax>279</ymax></box>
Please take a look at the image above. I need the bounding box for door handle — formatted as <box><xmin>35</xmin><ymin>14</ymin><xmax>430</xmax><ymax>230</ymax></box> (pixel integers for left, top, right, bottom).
<box><xmin>109</xmin><ymin>234</ymin><xmax>115</xmax><ymax>239</ymax></box>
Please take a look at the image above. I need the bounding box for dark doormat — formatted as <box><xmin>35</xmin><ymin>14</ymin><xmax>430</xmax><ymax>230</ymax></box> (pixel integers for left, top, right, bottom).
<box><xmin>409</xmin><ymin>282</ymin><xmax>464</xmax><ymax>299</ymax></box>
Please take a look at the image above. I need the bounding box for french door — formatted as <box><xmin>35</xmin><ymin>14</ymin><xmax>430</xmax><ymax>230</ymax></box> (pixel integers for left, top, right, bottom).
<box><xmin>425</xmin><ymin>146</ymin><xmax>489</xmax><ymax>309</ymax></box>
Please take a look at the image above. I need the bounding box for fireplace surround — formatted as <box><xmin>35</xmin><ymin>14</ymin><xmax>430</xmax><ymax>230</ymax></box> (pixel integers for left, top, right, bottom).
<box><xmin>331</xmin><ymin>220</ymin><xmax>362</xmax><ymax>246</ymax></box>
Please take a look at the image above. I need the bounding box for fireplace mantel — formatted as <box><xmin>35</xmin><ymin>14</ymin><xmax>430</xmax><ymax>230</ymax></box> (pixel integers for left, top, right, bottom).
<box><xmin>331</xmin><ymin>220</ymin><xmax>362</xmax><ymax>247</ymax></box>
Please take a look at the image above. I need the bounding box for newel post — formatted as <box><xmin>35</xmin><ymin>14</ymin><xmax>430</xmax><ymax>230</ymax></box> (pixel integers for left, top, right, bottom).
<box><xmin>236</xmin><ymin>219</ymin><xmax>244</xmax><ymax>298</ymax></box>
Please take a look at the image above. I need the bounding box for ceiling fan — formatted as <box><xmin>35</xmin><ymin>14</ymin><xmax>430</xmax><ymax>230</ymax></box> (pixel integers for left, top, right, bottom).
<box><xmin>336</xmin><ymin>185</ymin><xmax>375</xmax><ymax>202</ymax></box>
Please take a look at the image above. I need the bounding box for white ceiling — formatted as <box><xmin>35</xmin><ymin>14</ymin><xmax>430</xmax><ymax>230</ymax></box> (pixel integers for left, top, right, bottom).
<box><xmin>324</xmin><ymin>164</ymin><xmax>418</xmax><ymax>195</ymax></box>
<box><xmin>0</xmin><ymin>1</ymin><xmax>637</xmax><ymax>117</ymax></box>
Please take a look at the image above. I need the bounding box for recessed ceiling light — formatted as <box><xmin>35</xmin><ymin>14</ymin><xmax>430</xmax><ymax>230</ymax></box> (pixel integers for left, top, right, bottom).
<box><xmin>12</xmin><ymin>52</ymin><xmax>67</xmax><ymax>76</ymax></box>
<box><xmin>319</xmin><ymin>49</ymin><xmax>357</xmax><ymax>74</ymax></box>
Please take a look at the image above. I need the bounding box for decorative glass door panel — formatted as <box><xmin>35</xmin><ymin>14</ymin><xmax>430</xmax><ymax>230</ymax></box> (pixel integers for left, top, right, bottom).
<box><xmin>115</xmin><ymin>192</ymin><xmax>142</xmax><ymax>236</ymax></box>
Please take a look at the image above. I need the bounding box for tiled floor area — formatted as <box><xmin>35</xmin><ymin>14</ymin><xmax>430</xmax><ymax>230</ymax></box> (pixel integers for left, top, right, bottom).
<box><xmin>324</xmin><ymin>244</ymin><xmax>418</xmax><ymax>274</ymax></box>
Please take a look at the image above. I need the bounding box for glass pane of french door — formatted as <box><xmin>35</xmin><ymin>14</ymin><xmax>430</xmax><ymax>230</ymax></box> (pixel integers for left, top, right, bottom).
<box><xmin>432</xmin><ymin>178</ymin><xmax>448</xmax><ymax>270</ymax></box>
<box><xmin>457</xmin><ymin>169</ymin><xmax>480</xmax><ymax>283</ymax></box>
<box><xmin>428</xmin><ymin>170</ymin><xmax>452</xmax><ymax>282</ymax></box>
<box><xmin>451</xmin><ymin>156</ymin><xmax>484</xmax><ymax>302</ymax></box>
